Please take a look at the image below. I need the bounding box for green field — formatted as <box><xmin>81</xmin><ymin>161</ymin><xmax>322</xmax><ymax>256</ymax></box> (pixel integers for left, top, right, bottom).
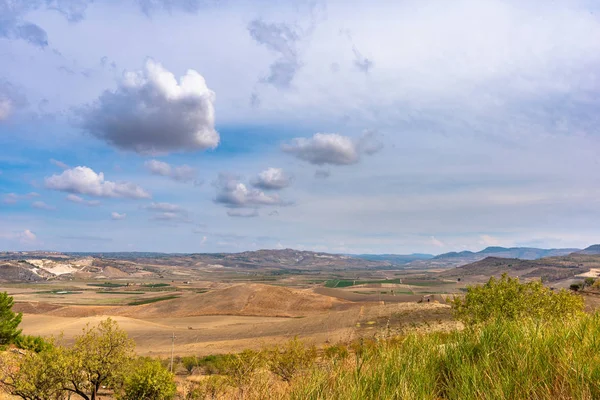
<box><xmin>87</xmin><ymin>282</ymin><xmax>127</xmax><ymax>288</ymax></box>
<box><xmin>127</xmin><ymin>295</ymin><xmax>179</xmax><ymax>306</ymax></box>
<box><xmin>324</xmin><ymin>278</ymin><xmax>402</xmax><ymax>288</ymax></box>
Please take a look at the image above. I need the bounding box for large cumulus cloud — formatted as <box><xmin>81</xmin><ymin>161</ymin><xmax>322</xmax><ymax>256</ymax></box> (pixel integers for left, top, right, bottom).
<box><xmin>45</xmin><ymin>166</ymin><xmax>151</xmax><ymax>199</ymax></box>
<box><xmin>82</xmin><ymin>59</ymin><xmax>219</xmax><ymax>154</ymax></box>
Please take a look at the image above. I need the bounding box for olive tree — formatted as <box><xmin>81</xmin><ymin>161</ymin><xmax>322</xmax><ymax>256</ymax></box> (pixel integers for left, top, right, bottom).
<box><xmin>61</xmin><ymin>318</ymin><xmax>135</xmax><ymax>400</ymax></box>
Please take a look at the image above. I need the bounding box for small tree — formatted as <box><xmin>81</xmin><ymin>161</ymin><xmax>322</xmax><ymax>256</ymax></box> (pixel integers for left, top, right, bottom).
<box><xmin>0</xmin><ymin>292</ymin><xmax>22</xmax><ymax>346</ymax></box>
<box><xmin>451</xmin><ymin>274</ymin><xmax>584</xmax><ymax>325</ymax></box>
<box><xmin>120</xmin><ymin>358</ymin><xmax>176</xmax><ymax>400</ymax></box>
<box><xmin>62</xmin><ymin>318</ymin><xmax>135</xmax><ymax>400</ymax></box>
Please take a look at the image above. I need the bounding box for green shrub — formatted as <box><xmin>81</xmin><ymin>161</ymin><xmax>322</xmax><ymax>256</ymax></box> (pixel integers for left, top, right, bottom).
<box><xmin>450</xmin><ymin>274</ymin><xmax>583</xmax><ymax>325</ymax></box>
<box><xmin>181</xmin><ymin>356</ymin><xmax>198</xmax><ymax>374</ymax></box>
<box><xmin>585</xmin><ymin>277</ymin><xmax>596</xmax><ymax>287</ymax></box>
<box><xmin>571</xmin><ymin>283</ymin><xmax>584</xmax><ymax>291</ymax></box>
<box><xmin>14</xmin><ymin>334</ymin><xmax>53</xmax><ymax>353</ymax></box>
<box><xmin>268</xmin><ymin>337</ymin><xmax>317</xmax><ymax>382</ymax></box>
<box><xmin>120</xmin><ymin>358</ymin><xmax>176</xmax><ymax>400</ymax></box>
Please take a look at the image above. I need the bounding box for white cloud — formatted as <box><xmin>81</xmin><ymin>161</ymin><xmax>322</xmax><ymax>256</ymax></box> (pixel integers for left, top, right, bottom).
<box><xmin>479</xmin><ymin>234</ymin><xmax>503</xmax><ymax>247</ymax></box>
<box><xmin>0</xmin><ymin>99</ymin><xmax>12</xmax><ymax>121</ymax></box>
<box><xmin>4</xmin><ymin>192</ymin><xmax>41</xmax><ymax>204</ymax></box>
<box><xmin>45</xmin><ymin>166</ymin><xmax>151</xmax><ymax>199</ymax></box>
<box><xmin>145</xmin><ymin>202</ymin><xmax>182</xmax><ymax>212</ymax></box>
<box><xmin>50</xmin><ymin>159</ymin><xmax>69</xmax><ymax>169</ymax></box>
<box><xmin>32</xmin><ymin>201</ymin><xmax>56</xmax><ymax>211</ymax></box>
<box><xmin>227</xmin><ymin>209</ymin><xmax>259</xmax><ymax>218</ymax></box>
<box><xmin>214</xmin><ymin>173</ymin><xmax>288</xmax><ymax>210</ymax></box>
<box><xmin>430</xmin><ymin>236</ymin><xmax>445</xmax><ymax>248</ymax></box>
<box><xmin>282</xmin><ymin>131</ymin><xmax>382</xmax><ymax>166</ymax></box>
<box><xmin>145</xmin><ymin>202</ymin><xmax>191</xmax><ymax>223</ymax></box>
<box><xmin>66</xmin><ymin>194</ymin><xmax>100</xmax><ymax>206</ymax></box>
<box><xmin>3</xmin><ymin>193</ymin><xmax>19</xmax><ymax>204</ymax></box>
<box><xmin>144</xmin><ymin>159</ymin><xmax>197</xmax><ymax>183</ymax></box>
<box><xmin>82</xmin><ymin>59</ymin><xmax>219</xmax><ymax>154</ymax></box>
<box><xmin>252</xmin><ymin>168</ymin><xmax>291</xmax><ymax>190</ymax></box>
<box><xmin>111</xmin><ymin>212</ymin><xmax>126</xmax><ymax>220</ymax></box>
<box><xmin>20</xmin><ymin>229</ymin><xmax>36</xmax><ymax>242</ymax></box>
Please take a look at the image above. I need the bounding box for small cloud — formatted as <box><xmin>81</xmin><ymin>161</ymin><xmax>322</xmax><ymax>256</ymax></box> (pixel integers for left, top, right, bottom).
<box><xmin>251</xmin><ymin>168</ymin><xmax>291</xmax><ymax>190</ymax></box>
<box><xmin>227</xmin><ymin>209</ymin><xmax>259</xmax><ymax>218</ymax></box>
<box><xmin>20</xmin><ymin>229</ymin><xmax>36</xmax><ymax>242</ymax></box>
<box><xmin>32</xmin><ymin>201</ymin><xmax>56</xmax><ymax>211</ymax></box>
<box><xmin>283</xmin><ymin>131</ymin><xmax>383</xmax><ymax>166</ymax></box>
<box><xmin>3</xmin><ymin>193</ymin><xmax>19</xmax><ymax>204</ymax></box>
<box><xmin>66</xmin><ymin>194</ymin><xmax>101</xmax><ymax>207</ymax></box>
<box><xmin>4</xmin><ymin>192</ymin><xmax>40</xmax><ymax>204</ymax></box>
<box><xmin>45</xmin><ymin>166</ymin><xmax>151</xmax><ymax>199</ymax></box>
<box><xmin>50</xmin><ymin>159</ymin><xmax>69</xmax><ymax>169</ymax></box>
<box><xmin>111</xmin><ymin>212</ymin><xmax>126</xmax><ymax>220</ymax></box>
<box><xmin>479</xmin><ymin>234</ymin><xmax>502</xmax><ymax>247</ymax></box>
<box><xmin>144</xmin><ymin>202</ymin><xmax>191</xmax><ymax>223</ymax></box>
<box><xmin>430</xmin><ymin>236</ymin><xmax>445</xmax><ymax>247</ymax></box>
<box><xmin>214</xmin><ymin>173</ymin><xmax>289</xmax><ymax>208</ymax></box>
<box><xmin>144</xmin><ymin>159</ymin><xmax>197</xmax><ymax>183</ymax></box>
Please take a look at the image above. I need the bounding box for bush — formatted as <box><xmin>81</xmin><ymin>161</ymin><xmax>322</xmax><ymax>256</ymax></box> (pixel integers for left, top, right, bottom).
<box><xmin>570</xmin><ymin>283</ymin><xmax>583</xmax><ymax>291</ymax></box>
<box><xmin>181</xmin><ymin>356</ymin><xmax>198</xmax><ymax>374</ymax></box>
<box><xmin>450</xmin><ymin>274</ymin><xmax>583</xmax><ymax>325</ymax></box>
<box><xmin>268</xmin><ymin>337</ymin><xmax>317</xmax><ymax>382</ymax></box>
<box><xmin>14</xmin><ymin>335</ymin><xmax>53</xmax><ymax>353</ymax></box>
<box><xmin>120</xmin><ymin>358</ymin><xmax>176</xmax><ymax>400</ymax></box>
<box><xmin>585</xmin><ymin>277</ymin><xmax>596</xmax><ymax>287</ymax></box>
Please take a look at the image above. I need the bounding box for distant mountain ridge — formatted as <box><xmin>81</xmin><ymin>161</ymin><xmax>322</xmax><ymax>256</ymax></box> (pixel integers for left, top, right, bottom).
<box><xmin>575</xmin><ymin>245</ymin><xmax>600</xmax><ymax>255</ymax></box>
<box><xmin>434</xmin><ymin>246</ymin><xmax>579</xmax><ymax>261</ymax></box>
<box><xmin>406</xmin><ymin>246</ymin><xmax>581</xmax><ymax>269</ymax></box>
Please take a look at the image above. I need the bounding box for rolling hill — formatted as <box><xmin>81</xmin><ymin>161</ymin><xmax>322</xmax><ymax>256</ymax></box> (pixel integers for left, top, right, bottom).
<box><xmin>438</xmin><ymin>252</ymin><xmax>600</xmax><ymax>283</ymax></box>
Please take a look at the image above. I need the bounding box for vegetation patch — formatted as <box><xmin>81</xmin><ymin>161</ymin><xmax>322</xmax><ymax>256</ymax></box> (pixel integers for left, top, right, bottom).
<box><xmin>87</xmin><ymin>282</ymin><xmax>127</xmax><ymax>288</ymax></box>
<box><xmin>127</xmin><ymin>295</ymin><xmax>179</xmax><ymax>306</ymax></box>
<box><xmin>325</xmin><ymin>278</ymin><xmax>402</xmax><ymax>288</ymax></box>
<box><xmin>96</xmin><ymin>291</ymin><xmax>146</xmax><ymax>295</ymax></box>
<box><xmin>141</xmin><ymin>283</ymin><xmax>170</xmax><ymax>288</ymax></box>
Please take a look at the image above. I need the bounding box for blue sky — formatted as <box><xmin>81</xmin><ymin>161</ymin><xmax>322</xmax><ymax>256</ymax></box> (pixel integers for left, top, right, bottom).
<box><xmin>1</xmin><ymin>0</ymin><xmax>600</xmax><ymax>253</ymax></box>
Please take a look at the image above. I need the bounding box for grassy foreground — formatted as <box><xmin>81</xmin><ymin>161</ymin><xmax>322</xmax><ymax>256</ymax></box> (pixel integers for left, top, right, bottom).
<box><xmin>282</xmin><ymin>315</ymin><xmax>600</xmax><ymax>400</ymax></box>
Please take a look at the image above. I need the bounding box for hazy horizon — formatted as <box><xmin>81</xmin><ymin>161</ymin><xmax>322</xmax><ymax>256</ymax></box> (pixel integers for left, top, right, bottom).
<box><xmin>2</xmin><ymin>0</ymin><xmax>600</xmax><ymax>253</ymax></box>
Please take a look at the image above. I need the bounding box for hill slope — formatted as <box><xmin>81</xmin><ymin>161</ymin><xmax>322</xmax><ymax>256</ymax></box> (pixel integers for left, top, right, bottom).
<box><xmin>439</xmin><ymin>254</ymin><xmax>596</xmax><ymax>283</ymax></box>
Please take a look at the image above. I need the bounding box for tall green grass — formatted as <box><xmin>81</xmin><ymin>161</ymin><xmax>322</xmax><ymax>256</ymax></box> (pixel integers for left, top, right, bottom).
<box><xmin>289</xmin><ymin>315</ymin><xmax>600</xmax><ymax>400</ymax></box>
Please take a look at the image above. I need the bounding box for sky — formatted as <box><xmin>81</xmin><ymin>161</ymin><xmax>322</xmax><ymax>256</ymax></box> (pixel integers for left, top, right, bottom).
<box><xmin>1</xmin><ymin>0</ymin><xmax>600</xmax><ymax>254</ymax></box>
